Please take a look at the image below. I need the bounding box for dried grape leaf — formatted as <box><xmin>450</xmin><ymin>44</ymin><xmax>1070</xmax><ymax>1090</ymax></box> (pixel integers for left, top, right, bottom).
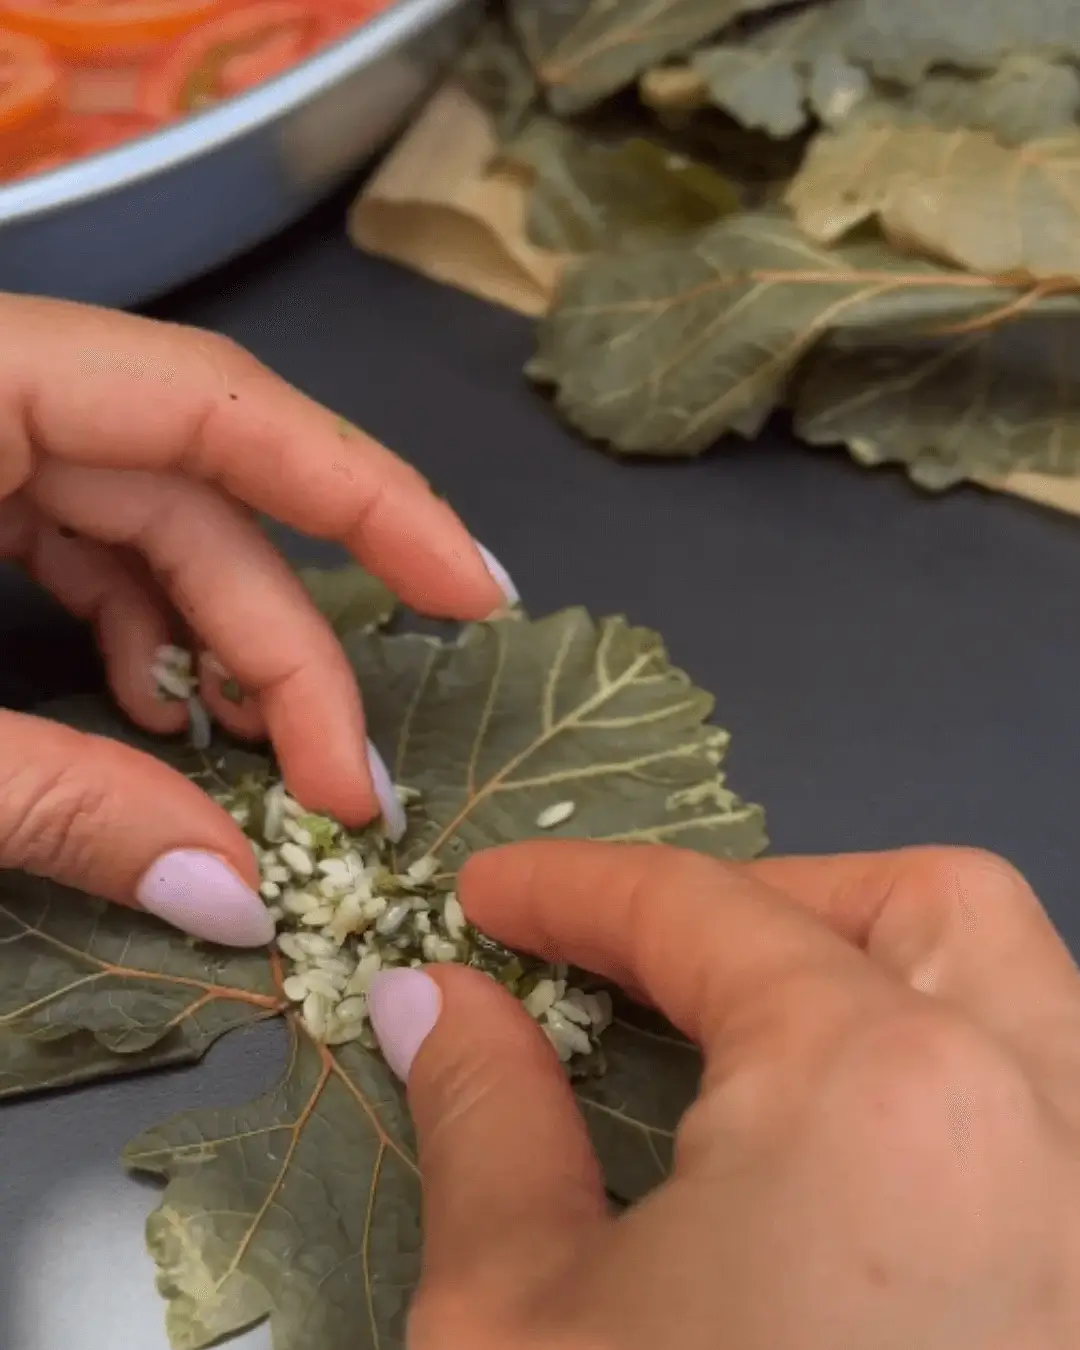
<box><xmin>787</xmin><ymin>111</ymin><xmax>1080</xmax><ymax>280</ymax></box>
<box><xmin>687</xmin><ymin>5</ymin><xmax>870</xmax><ymax>137</ymax></box>
<box><xmin>842</xmin><ymin>0</ymin><xmax>1080</xmax><ymax>89</ymax></box>
<box><xmin>532</xmin><ymin>210</ymin><xmax>1077</xmax><ymax>456</ymax></box>
<box><xmin>296</xmin><ymin>562</ymin><xmax>396</xmax><ymax>637</ymax></box>
<box><xmin>907</xmin><ymin>55</ymin><xmax>1080</xmax><ymax>146</ymax></box>
<box><xmin>456</xmin><ymin>15</ymin><xmax>541</xmax><ymax>141</ymax></box>
<box><xmin>0</xmin><ymin>875</ymin><xmax>278</xmax><ymax>1065</ymax></box>
<box><xmin>793</xmin><ymin>320</ymin><xmax>1080</xmax><ymax>490</ymax></box>
<box><xmin>673</xmin><ymin>3</ymin><xmax>1080</xmax><ymax>140</ymax></box>
<box><xmin>124</xmin><ymin>1033</ymin><xmax>420</xmax><ymax>1350</ymax></box>
<box><xmin>574</xmin><ymin>991</ymin><xmax>699</xmax><ymax>1198</ymax></box>
<box><xmin>503</xmin><ymin>119</ymin><xmax>741</xmax><ymax>253</ymax></box>
<box><xmin>1</xmin><ymin>607</ymin><xmax>766</xmax><ymax>1349</ymax></box>
<box><xmin>344</xmin><ymin>609</ymin><xmax>766</xmax><ymax>869</ymax></box>
<box><xmin>0</xmin><ymin>1026</ymin><xmax>196</xmax><ymax>1099</ymax></box>
<box><xmin>508</xmin><ymin>0</ymin><xmax>795</xmax><ymax>114</ymax></box>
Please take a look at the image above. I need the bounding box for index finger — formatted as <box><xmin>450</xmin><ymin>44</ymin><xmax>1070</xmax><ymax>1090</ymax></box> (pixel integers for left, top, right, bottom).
<box><xmin>0</xmin><ymin>295</ymin><xmax>511</xmax><ymax>619</ymax></box>
<box><xmin>459</xmin><ymin>841</ymin><xmax>895</xmax><ymax>1058</ymax></box>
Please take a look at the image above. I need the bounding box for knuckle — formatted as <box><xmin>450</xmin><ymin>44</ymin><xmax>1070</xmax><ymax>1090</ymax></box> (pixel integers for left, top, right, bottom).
<box><xmin>0</xmin><ymin>761</ymin><xmax>112</xmax><ymax>877</ymax></box>
<box><xmin>909</xmin><ymin>845</ymin><xmax>1034</xmax><ymax>907</ymax></box>
<box><xmin>841</xmin><ymin>1005</ymin><xmax>1036</xmax><ymax>1143</ymax></box>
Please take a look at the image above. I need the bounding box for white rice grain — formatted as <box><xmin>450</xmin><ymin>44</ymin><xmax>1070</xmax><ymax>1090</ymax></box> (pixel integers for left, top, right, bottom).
<box><xmin>524</xmin><ymin>979</ymin><xmax>558</xmax><ymax>1019</ymax></box>
<box><xmin>536</xmin><ymin>800</ymin><xmax>576</xmax><ymax>829</ymax></box>
<box><xmin>442</xmin><ymin>895</ymin><xmax>466</xmax><ymax>940</ymax></box>
<box><xmin>279</xmin><ymin>842</ymin><xmax>314</xmax><ymax>877</ymax></box>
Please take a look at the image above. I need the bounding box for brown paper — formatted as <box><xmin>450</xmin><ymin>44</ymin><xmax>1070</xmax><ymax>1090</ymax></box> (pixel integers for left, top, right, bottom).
<box><xmin>350</xmin><ymin>83</ymin><xmax>1080</xmax><ymax>521</ymax></box>
<box><xmin>348</xmin><ymin>82</ymin><xmax>561</xmax><ymax>316</ymax></box>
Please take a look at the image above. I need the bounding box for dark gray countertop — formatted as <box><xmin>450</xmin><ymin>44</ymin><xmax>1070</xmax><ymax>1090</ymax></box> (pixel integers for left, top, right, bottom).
<box><xmin>4</xmin><ymin>184</ymin><xmax>1080</xmax><ymax>1349</ymax></box>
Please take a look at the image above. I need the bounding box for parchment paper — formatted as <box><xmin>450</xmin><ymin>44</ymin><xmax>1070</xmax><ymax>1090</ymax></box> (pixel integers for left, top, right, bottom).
<box><xmin>348</xmin><ymin>81</ymin><xmax>1080</xmax><ymax>520</ymax></box>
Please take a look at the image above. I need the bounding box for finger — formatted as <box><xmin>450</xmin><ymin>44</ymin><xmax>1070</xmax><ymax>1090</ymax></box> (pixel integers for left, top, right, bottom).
<box><xmin>27</xmin><ymin>460</ymin><xmax>397</xmax><ymax>832</ymax></box>
<box><xmin>1</xmin><ymin>295</ymin><xmax>516</xmax><ymax>618</ymax></box>
<box><xmin>17</xmin><ymin>520</ymin><xmax>188</xmax><ymax>735</ymax></box>
<box><xmin>366</xmin><ymin>964</ymin><xmax>605</xmax><ymax>1323</ymax></box>
<box><xmin>196</xmin><ymin>650</ymin><xmax>267</xmax><ymax>742</ymax></box>
<box><xmin>0</xmin><ymin>710</ymin><xmax>274</xmax><ymax>946</ymax></box>
<box><xmin>738</xmin><ymin>849</ymin><xmax>1080</xmax><ymax>1052</ymax></box>
<box><xmin>459</xmin><ymin>842</ymin><xmax>895</xmax><ymax>1059</ymax></box>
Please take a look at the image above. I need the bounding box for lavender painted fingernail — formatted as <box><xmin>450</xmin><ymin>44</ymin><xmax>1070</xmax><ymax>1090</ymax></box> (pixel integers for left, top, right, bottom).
<box><xmin>136</xmin><ymin>850</ymin><xmax>274</xmax><ymax>947</ymax></box>
<box><xmin>367</xmin><ymin>739</ymin><xmax>407</xmax><ymax>842</ymax></box>
<box><xmin>368</xmin><ymin>968</ymin><xmax>442</xmax><ymax>1082</ymax></box>
<box><xmin>473</xmin><ymin>540</ymin><xmax>520</xmax><ymax>609</ymax></box>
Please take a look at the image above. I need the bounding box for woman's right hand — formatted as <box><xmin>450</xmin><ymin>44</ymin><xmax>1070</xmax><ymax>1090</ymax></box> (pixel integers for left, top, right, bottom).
<box><xmin>367</xmin><ymin>841</ymin><xmax>1080</xmax><ymax>1350</ymax></box>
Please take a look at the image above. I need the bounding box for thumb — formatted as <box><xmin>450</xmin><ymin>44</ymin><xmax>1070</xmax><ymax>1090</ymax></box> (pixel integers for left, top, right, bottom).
<box><xmin>368</xmin><ymin>964</ymin><xmax>607</xmax><ymax>1319</ymax></box>
<box><xmin>0</xmin><ymin>710</ymin><xmax>273</xmax><ymax>947</ymax></box>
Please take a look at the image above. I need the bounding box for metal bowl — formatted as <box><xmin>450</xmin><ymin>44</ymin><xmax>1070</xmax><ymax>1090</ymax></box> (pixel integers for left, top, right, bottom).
<box><xmin>0</xmin><ymin>0</ymin><xmax>476</xmax><ymax>307</ymax></box>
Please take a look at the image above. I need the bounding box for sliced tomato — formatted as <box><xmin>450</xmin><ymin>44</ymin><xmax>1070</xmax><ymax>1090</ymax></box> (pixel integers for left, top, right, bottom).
<box><xmin>0</xmin><ymin>27</ymin><xmax>62</xmax><ymax>134</ymax></box>
<box><xmin>0</xmin><ymin>0</ymin><xmax>227</xmax><ymax>58</ymax></box>
<box><xmin>138</xmin><ymin>1</ymin><xmax>332</xmax><ymax>118</ymax></box>
<box><xmin>0</xmin><ymin>108</ymin><xmax>159</xmax><ymax>181</ymax></box>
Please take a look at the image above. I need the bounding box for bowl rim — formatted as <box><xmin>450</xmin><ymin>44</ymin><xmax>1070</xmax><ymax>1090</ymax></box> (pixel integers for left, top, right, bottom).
<box><xmin>0</xmin><ymin>0</ymin><xmax>467</xmax><ymax>225</ymax></box>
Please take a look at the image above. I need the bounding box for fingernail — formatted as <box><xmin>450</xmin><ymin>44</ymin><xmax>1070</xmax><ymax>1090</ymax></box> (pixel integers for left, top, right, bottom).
<box><xmin>136</xmin><ymin>850</ymin><xmax>275</xmax><ymax>947</ymax></box>
<box><xmin>368</xmin><ymin>968</ymin><xmax>442</xmax><ymax>1082</ymax></box>
<box><xmin>367</xmin><ymin>739</ymin><xmax>407</xmax><ymax>842</ymax></box>
<box><xmin>473</xmin><ymin>540</ymin><xmax>520</xmax><ymax>610</ymax></box>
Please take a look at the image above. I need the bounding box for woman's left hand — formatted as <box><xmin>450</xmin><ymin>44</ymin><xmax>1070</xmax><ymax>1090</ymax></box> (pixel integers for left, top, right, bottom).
<box><xmin>0</xmin><ymin>294</ymin><xmax>515</xmax><ymax>942</ymax></box>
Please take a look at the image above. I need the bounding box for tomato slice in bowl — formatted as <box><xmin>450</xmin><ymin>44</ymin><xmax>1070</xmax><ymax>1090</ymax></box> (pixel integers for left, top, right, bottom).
<box><xmin>138</xmin><ymin>1</ymin><xmax>334</xmax><ymax>119</ymax></box>
<box><xmin>0</xmin><ymin>26</ymin><xmax>62</xmax><ymax>134</ymax></box>
<box><xmin>0</xmin><ymin>0</ymin><xmax>227</xmax><ymax>59</ymax></box>
<box><xmin>0</xmin><ymin>109</ymin><xmax>160</xmax><ymax>182</ymax></box>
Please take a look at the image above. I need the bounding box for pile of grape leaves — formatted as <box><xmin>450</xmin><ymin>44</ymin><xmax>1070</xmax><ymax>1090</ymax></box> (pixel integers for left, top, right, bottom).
<box><xmin>0</xmin><ymin>564</ymin><xmax>766</xmax><ymax>1350</ymax></box>
<box><xmin>461</xmin><ymin>0</ymin><xmax>1080</xmax><ymax>489</ymax></box>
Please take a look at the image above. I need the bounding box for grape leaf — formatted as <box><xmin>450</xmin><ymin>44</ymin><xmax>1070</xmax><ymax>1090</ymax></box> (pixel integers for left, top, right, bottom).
<box><xmin>687</xmin><ymin>4</ymin><xmax>871</xmax><ymax>138</ymax></box>
<box><xmin>507</xmin><ymin>0</ymin><xmax>796</xmax><ymax>114</ymax></box>
<box><xmin>456</xmin><ymin>15</ymin><xmax>542</xmax><ymax>142</ymax></box>
<box><xmin>124</xmin><ymin>1033</ymin><xmax>420</xmax><ymax>1350</ymax></box>
<box><xmin>345</xmin><ymin>610</ymin><xmax>765</xmax><ymax>868</ymax></box>
<box><xmin>531</xmin><ymin>210</ymin><xmax>1080</xmax><ymax>456</ymax></box>
<box><xmin>296</xmin><ymin>563</ymin><xmax>396</xmax><ymax>637</ymax></box>
<box><xmin>786</xmin><ymin>109</ymin><xmax>1080</xmax><ymax>281</ymax></box>
<box><xmin>503</xmin><ymin>119</ymin><xmax>742</xmax><ymax>253</ymax></box>
<box><xmin>1</xmin><ymin>607</ymin><xmax>766</xmax><ymax>1350</ymax></box>
<box><xmin>688</xmin><ymin>0</ymin><xmax>1080</xmax><ymax>98</ymax></box>
<box><xmin>670</xmin><ymin>3</ymin><xmax>1080</xmax><ymax>141</ymax></box>
<box><xmin>573</xmin><ymin>990</ymin><xmax>700</xmax><ymax>1198</ymax></box>
<box><xmin>792</xmin><ymin>320</ymin><xmax>1080</xmax><ymax>490</ymax></box>
<box><xmin>842</xmin><ymin>0</ymin><xmax>1080</xmax><ymax>89</ymax></box>
<box><xmin>907</xmin><ymin>56</ymin><xmax>1080</xmax><ymax>146</ymax></box>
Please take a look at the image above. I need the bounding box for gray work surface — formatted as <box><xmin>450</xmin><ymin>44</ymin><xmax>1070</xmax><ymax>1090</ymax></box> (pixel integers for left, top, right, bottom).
<box><xmin>3</xmin><ymin>185</ymin><xmax>1080</xmax><ymax>1350</ymax></box>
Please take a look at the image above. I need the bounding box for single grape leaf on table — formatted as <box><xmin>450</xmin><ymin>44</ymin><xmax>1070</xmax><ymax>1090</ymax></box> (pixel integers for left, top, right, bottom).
<box><xmin>502</xmin><ymin>118</ymin><xmax>742</xmax><ymax>254</ymax></box>
<box><xmin>786</xmin><ymin>107</ymin><xmax>1080</xmax><ymax>281</ymax></box>
<box><xmin>792</xmin><ymin>320</ymin><xmax>1080</xmax><ymax>490</ymax></box>
<box><xmin>531</xmin><ymin>210</ymin><xmax>1080</xmax><ymax>457</ymax></box>
<box><xmin>507</xmin><ymin>0</ymin><xmax>799</xmax><ymax>114</ymax></box>
<box><xmin>0</xmin><ymin>606</ymin><xmax>765</xmax><ymax>1350</ymax></box>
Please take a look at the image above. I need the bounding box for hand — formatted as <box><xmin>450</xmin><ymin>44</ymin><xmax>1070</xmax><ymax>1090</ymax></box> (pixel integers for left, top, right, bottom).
<box><xmin>367</xmin><ymin>842</ymin><xmax>1080</xmax><ymax>1350</ymax></box>
<box><xmin>0</xmin><ymin>294</ymin><xmax>515</xmax><ymax>945</ymax></box>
